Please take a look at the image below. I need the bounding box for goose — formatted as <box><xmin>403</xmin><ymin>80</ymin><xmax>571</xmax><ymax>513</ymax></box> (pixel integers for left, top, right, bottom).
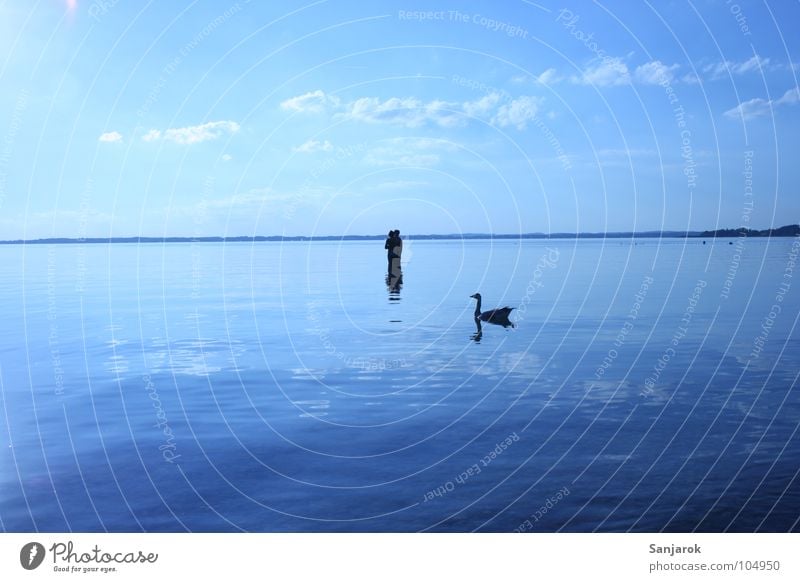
<box><xmin>470</xmin><ymin>293</ymin><xmax>515</xmax><ymax>327</ymax></box>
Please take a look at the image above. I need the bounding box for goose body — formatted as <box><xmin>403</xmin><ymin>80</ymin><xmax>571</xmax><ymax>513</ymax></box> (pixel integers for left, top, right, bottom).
<box><xmin>470</xmin><ymin>293</ymin><xmax>515</xmax><ymax>327</ymax></box>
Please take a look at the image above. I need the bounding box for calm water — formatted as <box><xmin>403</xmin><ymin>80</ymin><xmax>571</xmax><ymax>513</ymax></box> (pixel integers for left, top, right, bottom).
<box><xmin>0</xmin><ymin>238</ymin><xmax>798</xmax><ymax>532</ymax></box>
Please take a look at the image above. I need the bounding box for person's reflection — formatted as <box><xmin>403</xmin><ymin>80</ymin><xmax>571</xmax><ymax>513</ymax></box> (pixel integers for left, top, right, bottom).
<box><xmin>386</xmin><ymin>272</ymin><xmax>403</xmax><ymax>299</ymax></box>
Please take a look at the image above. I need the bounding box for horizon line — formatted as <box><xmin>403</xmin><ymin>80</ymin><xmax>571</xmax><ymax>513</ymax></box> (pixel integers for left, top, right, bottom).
<box><xmin>1</xmin><ymin>225</ymin><xmax>798</xmax><ymax>245</ymax></box>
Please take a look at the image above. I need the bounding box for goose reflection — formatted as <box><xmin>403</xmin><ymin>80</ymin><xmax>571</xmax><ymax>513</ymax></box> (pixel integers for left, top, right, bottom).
<box><xmin>471</xmin><ymin>317</ymin><xmax>483</xmax><ymax>342</ymax></box>
<box><xmin>470</xmin><ymin>293</ymin><xmax>515</xmax><ymax>328</ymax></box>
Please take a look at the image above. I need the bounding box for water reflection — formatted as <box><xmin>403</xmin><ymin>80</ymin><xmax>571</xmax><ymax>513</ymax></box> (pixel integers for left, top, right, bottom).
<box><xmin>469</xmin><ymin>317</ymin><xmax>517</xmax><ymax>343</ymax></box>
<box><xmin>386</xmin><ymin>273</ymin><xmax>402</xmax><ymax>300</ymax></box>
<box><xmin>471</xmin><ymin>318</ymin><xmax>483</xmax><ymax>342</ymax></box>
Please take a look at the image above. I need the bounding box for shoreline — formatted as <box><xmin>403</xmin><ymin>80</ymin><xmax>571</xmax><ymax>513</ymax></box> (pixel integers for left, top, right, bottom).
<box><xmin>1</xmin><ymin>225</ymin><xmax>798</xmax><ymax>246</ymax></box>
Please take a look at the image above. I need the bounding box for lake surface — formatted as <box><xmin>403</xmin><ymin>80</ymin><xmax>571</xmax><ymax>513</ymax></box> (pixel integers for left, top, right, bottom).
<box><xmin>0</xmin><ymin>238</ymin><xmax>798</xmax><ymax>532</ymax></box>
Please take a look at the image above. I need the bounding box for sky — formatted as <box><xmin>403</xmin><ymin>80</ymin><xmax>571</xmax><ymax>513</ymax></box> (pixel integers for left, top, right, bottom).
<box><xmin>0</xmin><ymin>0</ymin><xmax>798</xmax><ymax>239</ymax></box>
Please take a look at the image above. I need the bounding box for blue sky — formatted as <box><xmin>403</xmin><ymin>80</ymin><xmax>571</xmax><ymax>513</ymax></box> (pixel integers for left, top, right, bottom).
<box><xmin>0</xmin><ymin>0</ymin><xmax>797</xmax><ymax>238</ymax></box>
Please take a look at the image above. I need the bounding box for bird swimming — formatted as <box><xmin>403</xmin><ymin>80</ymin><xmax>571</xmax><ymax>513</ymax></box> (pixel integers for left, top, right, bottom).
<box><xmin>470</xmin><ymin>293</ymin><xmax>515</xmax><ymax>328</ymax></box>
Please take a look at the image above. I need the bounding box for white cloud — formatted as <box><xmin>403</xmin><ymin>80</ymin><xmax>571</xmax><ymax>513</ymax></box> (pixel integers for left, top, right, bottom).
<box><xmin>576</xmin><ymin>58</ymin><xmax>631</xmax><ymax>86</ymax></box>
<box><xmin>221</xmin><ymin>154</ymin><xmax>233</xmax><ymax>162</ymax></box>
<box><xmin>536</xmin><ymin>68</ymin><xmax>562</xmax><ymax>85</ymax></box>
<box><xmin>164</xmin><ymin>121</ymin><xmax>239</xmax><ymax>144</ymax></box>
<box><xmin>777</xmin><ymin>87</ymin><xmax>800</xmax><ymax>105</ymax></box>
<box><xmin>724</xmin><ymin>98</ymin><xmax>770</xmax><ymax>120</ymax></box>
<box><xmin>725</xmin><ymin>87</ymin><xmax>800</xmax><ymax>121</ymax></box>
<box><xmin>226</xmin><ymin>190</ymin><xmax>272</xmax><ymax>207</ymax></box>
<box><xmin>592</xmin><ymin>148</ymin><xmax>659</xmax><ymax>167</ymax></box>
<box><xmin>293</xmin><ymin>139</ymin><xmax>334</xmax><ymax>153</ymax></box>
<box><xmin>732</xmin><ymin>55</ymin><xmax>770</xmax><ymax>74</ymax></box>
<box><xmin>202</xmin><ymin>188</ymin><xmax>275</xmax><ymax>209</ymax></box>
<box><xmin>281</xmin><ymin>89</ymin><xmax>546</xmax><ymax>131</ymax></box>
<box><xmin>597</xmin><ymin>148</ymin><xmax>657</xmax><ymax>158</ymax></box>
<box><xmin>681</xmin><ymin>72</ymin><xmax>701</xmax><ymax>85</ymax></box>
<box><xmin>363</xmin><ymin>137</ymin><xmax>458</xmax><ymax>167</ymax></box>
<box><xmin>140</xmin><ymin>121</ymin><xmax>240</xmax><ymax>144</ymax></box>
<box><xmin>383</xmin><ymin>137</ymin><xmax>459</xmax><ymax>150</ymax></box>
<box><xmin>281</xmin><ymin>90</ymin><xmax>340</xmax><ymax>113</ymax></box>
<box><xmin>573</xmin><ymin>58</ymin><xmax>701</xmax><ymax>86</ymax></box>
<box><xmin>142</xmin><ymin>129</ymin><xmax>161</xmax><ymax>142</ymax></box>
<box><xmin>510</xmin><ymin>70</ymin><xmax>561</xmax><ymax>85</ymax></box>
<box><xmin>343</xmin><ymin>93</ymin><xmax>546</xmax><ymax>131</ymax></box>
<box><xmin>634</xmin><ymin>61</ymin><xmax>679</xmax><ymax>85</ymax></box>
<box><xmin>374</xmin><ymin>180</ymin><xmax>429</xmax><ymax>191</ymax></box>
<box><xmin>99</xmin><ymin>131</ymin><xmax>122</xmax><ymax>143</ymax></box>
<box><xmin>462</xmin><ymin>92</ymin><xmax>501</xmax><ymax>117</ymax></box>
<box><xmin>704</xmin><ymin>55</ymin><xmax>770</xmax><ymax>79</ymax></box>
<box><xmin>702</xmin><ymin>62</ymin><xmax>723</xmax><ymax>78</ymax></box>
<box><xmin>366</xmin><ymin>153</ymin><xmax>441</xmax><ymax>166</ymax></box>
<box><xmin>492</xmin><ymin>96</ymin><xmax>543</xmax><ymax>130</ymax></box>
<box><xmin>344</xmin><ymin>96</ymin><xmax>464</xmax><ymax>128</ymax></box>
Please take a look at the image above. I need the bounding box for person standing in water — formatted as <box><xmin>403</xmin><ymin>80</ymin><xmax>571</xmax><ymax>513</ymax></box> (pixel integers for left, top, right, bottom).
<box><xmin>390</xmin><ymin>230</ymin><xmax>402</xmax><ymax>273</ymax></box>
<box><xmin>387</xmin><ymin>229</ymin><xmax>403</xmax><ymax>291</ymax></box>
<box><xmin>391</xmin><ymin>230</ymin><xmax>402</xmax><ymax>266</ymax></box>
<box><xmin>384</xmin><ymin>230</ymin><xmax>395</xmax><ymax>275</ymax></box>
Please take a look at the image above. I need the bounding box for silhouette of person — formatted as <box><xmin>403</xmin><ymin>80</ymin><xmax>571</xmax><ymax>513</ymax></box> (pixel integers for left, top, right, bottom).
<box><xmin>387</xmin><ymin>229</ymin><xmax>403</xmax><ymax>292</ymax></box>
<box><xmin>392</xmin><ymin>230</ymin><xmax>402</xmax><ymax>263</ymax></box>
<box><xmin>384</xmin><ymin>230</ymin><xmax>395</xmax><ymax>275</ymax></box>
<box><xmin>390</xmin><ymin>231</ymin><xmax>402</xmax><ymax>274</ymax></box>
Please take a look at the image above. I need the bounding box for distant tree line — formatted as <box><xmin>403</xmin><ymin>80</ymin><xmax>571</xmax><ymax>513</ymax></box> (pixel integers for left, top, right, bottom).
<box><xmin>1</xmin><ymin>225</ymin><xmax>798</xmax><ymax>245</ymax></box>
<box><xmin>695</xmin><ymin>224</ymin><xmax>799</xmax><ymax>238</ymax></box>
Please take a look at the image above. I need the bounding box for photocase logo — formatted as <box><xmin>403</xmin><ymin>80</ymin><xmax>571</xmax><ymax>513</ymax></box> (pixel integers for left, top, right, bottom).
<box><xmin>20</xmin><ymin>542</ymin><xmax>46</xmax><ymax>570</ymax></box>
